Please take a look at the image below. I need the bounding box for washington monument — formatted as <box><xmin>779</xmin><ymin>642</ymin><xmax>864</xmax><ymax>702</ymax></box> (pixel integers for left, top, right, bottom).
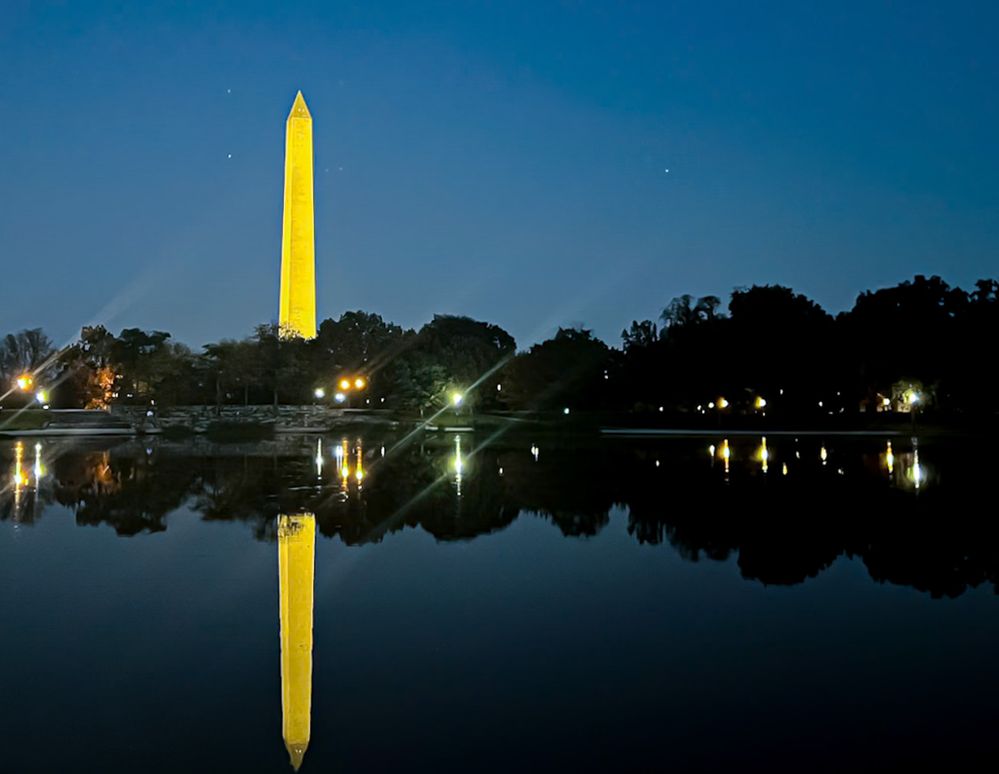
<box><xmin>278</xmin><ymin>91</ymin><xmax>317</xmax><ymax>339</ymax></box>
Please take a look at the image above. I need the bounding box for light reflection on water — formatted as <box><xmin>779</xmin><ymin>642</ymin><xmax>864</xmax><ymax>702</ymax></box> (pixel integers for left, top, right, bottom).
<box><xmin>0</xmin><ymin>432</ymin><xmax>964</xmax><ymax>561</ymax></box>
<box><xmin>1</xmin><ymin>433</ymin><xmax>998</xmax><ymax>772</ymax></box>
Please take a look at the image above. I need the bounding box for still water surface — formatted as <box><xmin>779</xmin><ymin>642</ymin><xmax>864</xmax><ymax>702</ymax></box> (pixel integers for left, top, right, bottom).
<box><xmin>1</xmin><ymin>432</ymin><xmax>997</xmax><ymax>772</ymax></box>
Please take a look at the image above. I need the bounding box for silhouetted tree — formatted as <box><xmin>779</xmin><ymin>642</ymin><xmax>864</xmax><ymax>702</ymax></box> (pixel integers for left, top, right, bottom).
<box><xmin>407</xmin><ymin>315</ymin><xmax>516</xmax><ymax>410</ymax></box>
<box><xmin>502</xmin><ymin>326</ymin><xmax>611</xmax><ymax>411</ymax></box>
<box><xmin>621</xmin><ymin>320</ymin><xmax>658</xmax><ymax>352</ymax></box>
<box><xmin>839</xmin><ymin>275</ymin><xmax>969</xmax><ymax>409</ymax></box>
<box><xmin>0</xmin><ymin>328</ymin><xmax>55</xmax><ymax>386</ymax></box>
<box><xmin>726</xmin><ymin>284</ymin><xmax>836</xmax><ymax>412</ymax></box>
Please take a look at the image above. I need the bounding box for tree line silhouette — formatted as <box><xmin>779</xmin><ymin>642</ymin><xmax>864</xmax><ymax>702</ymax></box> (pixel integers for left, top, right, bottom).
<box><xmin>2</xmin><ymin>274</ymin><xmax>997</xmax><ymax>417</ymax></box>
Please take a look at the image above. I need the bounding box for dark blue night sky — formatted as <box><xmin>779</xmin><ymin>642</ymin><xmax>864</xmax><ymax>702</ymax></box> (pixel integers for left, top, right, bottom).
<box><xmin>2</xmin><ymin>1</ymin><xmax>997</xmax><ymax>348</ymax></box>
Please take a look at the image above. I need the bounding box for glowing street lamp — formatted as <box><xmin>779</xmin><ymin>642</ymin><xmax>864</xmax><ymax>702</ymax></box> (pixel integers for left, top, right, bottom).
<box><xmin>717</xmin><ymin>397</ymin><xmax>729</xmax><ymax>409</ymax></box>
<box><xmin>313</xmin><ymin>387</ymin><xmax>325</xmax><ymax>399</ymax></box>
<box><xmin>332</xmin><ymin>376</ymin><xmax>367</xmax><ymax>407</ymax></box>
<box><xmin>35</xmin><ymin>390</ymin><xmax>49</xmax><ymax>405</ymax></box>
<box><xmin>451</xmin><ymin>392</ymin><xmax>463</xmax><ymax>407</ymax></box>
<box><xmin>754</xmin><ymin>396</ymin><xmax>767</xmax><ymax>409</ymax></box>
<box><xmin>15</xmin><ymin>374</ymin><xmax>33</xmax><ymax>392</ymax></box>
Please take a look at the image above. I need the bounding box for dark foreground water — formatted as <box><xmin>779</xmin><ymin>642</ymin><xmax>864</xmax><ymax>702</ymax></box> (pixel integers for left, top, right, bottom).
<box><xmin>1</xmin><ymin>431</ymin><xmax>998</xmax><ymax>772</ymax></box>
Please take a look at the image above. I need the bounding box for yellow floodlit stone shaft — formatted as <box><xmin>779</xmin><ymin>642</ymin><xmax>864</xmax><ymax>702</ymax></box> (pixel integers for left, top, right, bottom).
<box><xmin>278</xmin><ymin>513</ymin><xmax>316</xmax><ymax>771</ymax></box>
<box><xmin>279</xmin><ymin>91</ymin><xmax>317</xmax><ymax>339</ymax></box>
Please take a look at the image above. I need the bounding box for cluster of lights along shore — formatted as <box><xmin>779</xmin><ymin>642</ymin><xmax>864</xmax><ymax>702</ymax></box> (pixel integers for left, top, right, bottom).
<box><xmin>689</xmin><ymin>388</ymin><xmax>921</xmax><ymax>416</ymax></box>
<box><xmin>313</xmin><ymin>379</ymin><xmax>468</xmax><ymax>409</ymax></box>
<box><xmin>9</xmin><ymin>362</ymin><xmax>922</xmax><ymax>418</ymax></box>
<box><xmin>12</xmin><ymin>372</ymin><xmax>49</xmax><ymax>407</ymax></box>
<box><xmin>9</xmin><ymin>368</ymin><xmax>924</xmax><ymax>416</ymax></box>
<box><xmin>313</xmin><ymin>375</ymin><xmax>368</xmax><ymax>404</ymax></box>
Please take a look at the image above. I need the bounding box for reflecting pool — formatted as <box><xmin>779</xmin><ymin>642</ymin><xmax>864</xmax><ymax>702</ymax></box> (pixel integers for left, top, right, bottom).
<box><xmin>1</xmin><ymin>432</ymin><xmax>998</xmax><ymax>771</ymax></box>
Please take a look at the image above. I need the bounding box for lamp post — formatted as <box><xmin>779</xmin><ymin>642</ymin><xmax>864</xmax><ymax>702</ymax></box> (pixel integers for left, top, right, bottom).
<box><xmin>715</xmin><ymin>397</ymin><xmax>728</xmax><ymax>427</ymax></box>
<box><xmin>908</xmin><ymin>390</ymin><xmax>920</xmax><ymax>431</ymax></box>
<box><xmin>334</xmin><ymin>375</ymin><xmax>367</xmax><ymax>408</ymax></box>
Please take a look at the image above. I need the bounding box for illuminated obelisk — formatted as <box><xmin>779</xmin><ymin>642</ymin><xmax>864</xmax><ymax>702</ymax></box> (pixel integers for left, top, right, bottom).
<box><xmin>278</xmin><ymin>91</ymin><xmax>317</xmax><ymax>339</ymax></box>
<box><xmin>278</xmin><ymin>513</ymin><xmax>316</xmax><ymax>770</ymax></box>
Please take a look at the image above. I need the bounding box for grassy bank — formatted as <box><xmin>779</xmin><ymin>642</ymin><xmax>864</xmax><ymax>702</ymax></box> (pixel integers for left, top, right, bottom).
<box><xmin>0</xmin><ymin>409</ymin><xmax>51</xmax><ymax>431</ymax></box>
<box><xmin>204</xmin><ymin>421</ymin><xmax>275</xmax><ymax>442</ymax></box>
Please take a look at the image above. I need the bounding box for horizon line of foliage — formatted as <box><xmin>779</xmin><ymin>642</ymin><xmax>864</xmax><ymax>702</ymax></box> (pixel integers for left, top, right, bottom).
<box><xmin>1</xmin><ymin>274</ymin><xmax>996</xmax><ymax>415</ymax></box>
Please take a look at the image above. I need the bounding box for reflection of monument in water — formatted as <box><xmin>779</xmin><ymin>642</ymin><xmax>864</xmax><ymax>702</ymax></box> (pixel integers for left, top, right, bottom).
<box><xmin>279</xmin><ymin>91</ymin><xmax>317</xmax><ymax>340</ymax></box>
<box><xmin>278</xmin><ymin>513</ymin><xmax>316</xmax><ymax>770</ymax></box>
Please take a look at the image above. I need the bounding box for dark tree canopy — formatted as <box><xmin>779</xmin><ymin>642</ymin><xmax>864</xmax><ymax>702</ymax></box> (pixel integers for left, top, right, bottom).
<box><xmin>3</xmin><ymin>274</ymin><xmax>998</xmax><ymax>416</ymax></box>
<box><xmin>408</xmin><ymin>315</ymin><xmax>516</xmax><ymax>408</ymax></box>
<box><xmin>502</xmin><ymin>326</ymin><xmax>612</xmax><ymax>411</ymax></box>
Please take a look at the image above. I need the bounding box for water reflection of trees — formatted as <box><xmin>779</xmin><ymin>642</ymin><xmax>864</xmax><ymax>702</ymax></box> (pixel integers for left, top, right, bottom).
<box><xmin>1</xmin><ymin>435</ymin><xmax>996</xmax><ymax>598</ymax></box>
